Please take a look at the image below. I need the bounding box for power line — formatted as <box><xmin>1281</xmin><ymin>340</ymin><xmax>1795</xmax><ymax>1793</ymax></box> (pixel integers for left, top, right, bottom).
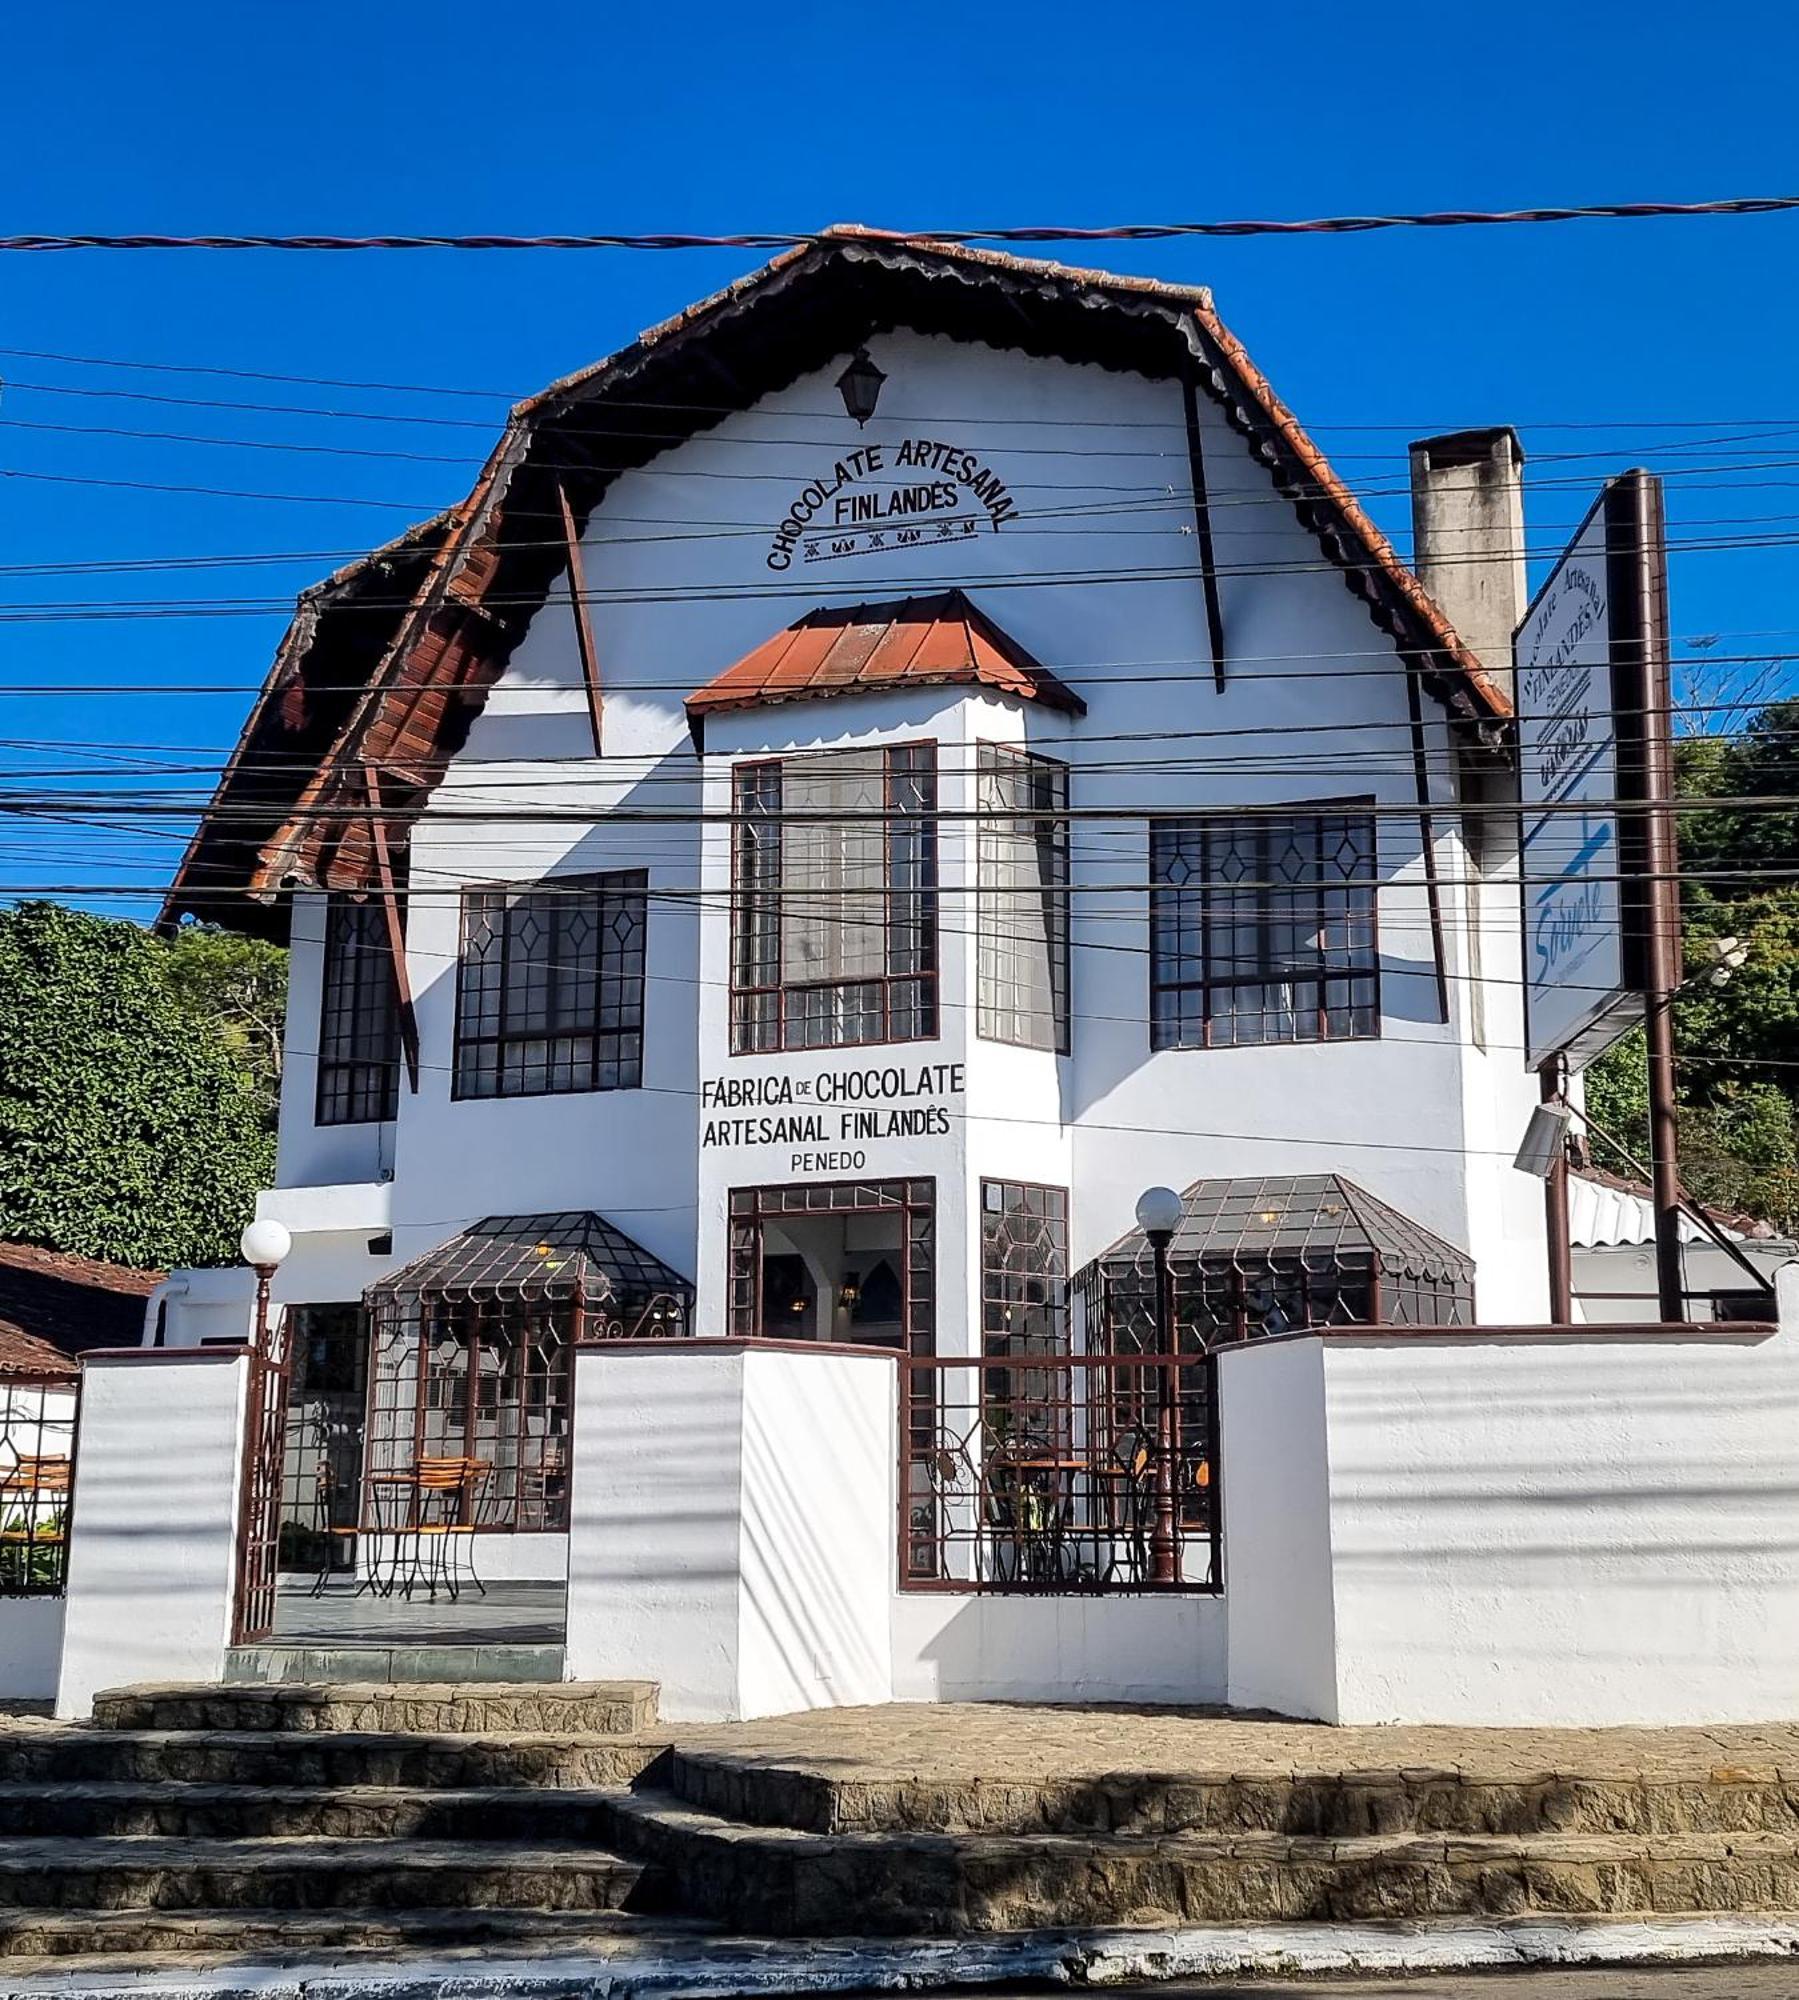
<box><xmin>14</xmin><ymin>341</ymin><xmax>1799</xmax><ymax>434</ymax></box>
<box><xmin>6</xmin><ymin>200</ymin><xmax>1799</xmax><ymax>253</ymax></box>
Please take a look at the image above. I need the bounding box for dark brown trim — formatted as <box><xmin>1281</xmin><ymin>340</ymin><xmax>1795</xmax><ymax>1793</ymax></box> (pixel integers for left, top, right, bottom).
<box><xmin>1219</xmin><ymin>1321</ymin><xmax>1777</xmax><ymax>1350</ymax></box>
<box><xmin>363</xmin><ymin>766</ymin><xmax>420</xmax><ymax>1093</ymax></box>
<box><xmin>81</xmin><ymin>1344</ymin><xmax>250</xmax><ymax>1363</ymax></box>
<box><xmin>557</xmin><ymin>480</ymin><xmax>604</xmax><ymax>758</ymax></box>
<box><xmin>580</xmin><ymin>1337</ymin><xmax>902</xmax><ymax>1361</ymax></box>
<box><xmin>1181</xmin><ymin>373</ymin><xmax>1227</xmax><ymax>692</ymax></box>
<box><xmin>1402</xmin><ymin>658</ymin><xmax>1452</xmax><ymax>1024</ymax></box>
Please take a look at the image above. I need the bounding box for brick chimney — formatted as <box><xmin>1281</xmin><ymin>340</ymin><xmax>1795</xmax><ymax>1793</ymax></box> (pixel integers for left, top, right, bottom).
<box><xmin>1408</xmin><ymin>428</ymin><xmax>1527</xmax><ymax>699</ymax></box>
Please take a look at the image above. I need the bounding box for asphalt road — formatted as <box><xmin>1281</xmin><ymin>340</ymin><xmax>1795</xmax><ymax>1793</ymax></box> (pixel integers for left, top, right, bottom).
<box><xmin>1068</xmin><ymin>1969</ymin><xmax>1799</xmax><ymax>1998</ymax></box>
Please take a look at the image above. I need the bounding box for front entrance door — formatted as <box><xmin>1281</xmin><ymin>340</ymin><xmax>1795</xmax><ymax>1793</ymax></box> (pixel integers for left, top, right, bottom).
<box><xmin>278</xmin><ymin>1305</ymin><xmax>371</xmax><ymax>1576</ymax></box>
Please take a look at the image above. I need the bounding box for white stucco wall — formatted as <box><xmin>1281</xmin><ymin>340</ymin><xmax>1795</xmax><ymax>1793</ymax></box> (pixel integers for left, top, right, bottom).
<box><xmin>56</xmin><ymin>1349</ymin><xmax>248</xmax><ymax>1718</ymax></box>
<box><xmin>1220</xmin><ymin>1267</ymin><xmax>1799</xmax><ymax>1724</ymax></box>
<box><xmin>1217</xmin><ymin>1334</ymin><xmax>1338</xmax><ymax>1719</ymax></box>
<box><xmin>0</xmin><ymin>1597</ymin><xmax>65</xmax><ymax>1702</ymax></box>
<box><xmin>892</xmin><ymin>1592</ymin><xmax>1224</xmax><ymax>1704</ymax></box>
<box><xmin>567</xmin><ymin>1342</ymin><xmax>896</xmax><ymax>1721</ymax></box>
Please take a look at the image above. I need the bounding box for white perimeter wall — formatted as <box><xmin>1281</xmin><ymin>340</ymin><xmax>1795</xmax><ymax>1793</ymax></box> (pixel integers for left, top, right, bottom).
<box><xmin>567</xmin><ymin>1344</ymin><xmax>895</xmax><ymax>1721</ymax></box>
<box><xmin>56</xmin><ymin>1351</ymin><xmax>247</xmax><ymax>1718</ymax></box>
<box><xmin>1221</xmin><ymin>1267</ymin><xmax>1799</xmax><ymax>1724</ymax></box>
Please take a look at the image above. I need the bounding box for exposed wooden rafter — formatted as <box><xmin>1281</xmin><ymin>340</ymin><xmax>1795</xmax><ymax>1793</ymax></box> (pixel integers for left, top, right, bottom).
<box><xmin>362</xmin><ymin>764</ymin><xmax>420</xmax><ymax>1093</ymax></box>
<box><xmin>557</xmin><ymin>480</ymin><xmax>604</xmax><ymax>757</ymax></box>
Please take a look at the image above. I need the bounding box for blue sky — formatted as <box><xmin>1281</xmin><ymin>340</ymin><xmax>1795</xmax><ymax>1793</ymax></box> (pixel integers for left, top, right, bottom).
<box><xmin>5</xmin><ymin>0</ymin><xmax>1799</xmax><ymax>922</ymax></box>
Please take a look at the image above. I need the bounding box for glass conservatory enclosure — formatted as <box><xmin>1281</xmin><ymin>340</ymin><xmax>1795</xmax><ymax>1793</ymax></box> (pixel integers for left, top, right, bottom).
<box><xmin>362</xmin><ymin>1212</ymin><xmax>693</xmax><ymax>1533</ymax></box>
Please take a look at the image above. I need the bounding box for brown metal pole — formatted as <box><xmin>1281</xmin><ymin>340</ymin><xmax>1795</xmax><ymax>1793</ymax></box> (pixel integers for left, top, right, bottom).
<box><xmin>252</xmin><ymin>1266</ymin><xmax>273</xmax><ymax>1351</ymax></box>
<box><xmin>1149</xmin><ymin>1232</ymin><xmax>1179</xmax><ymax>1585</ymax></box>
<box><xmin>1624</xmin><ymin>470</ymin><xmax>1686</xmax><ymax>1323</ymax></box>
<box><xmin>1539</xmin><ymin>1055</ymin><xmax>1573</xmax><ymax>1323</ymax></box>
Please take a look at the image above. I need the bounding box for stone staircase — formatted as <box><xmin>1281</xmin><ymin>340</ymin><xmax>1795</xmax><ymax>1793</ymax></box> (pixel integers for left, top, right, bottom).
<box><xmin>0</xmin><ymin>1681</ymin><xmax>679</xmax><ymax>1968</ymax></box>
<box><xmin>605</xmin><ymin>1738</ymin><xmax>1799</xmax><ymax>1935</ymax></box>
<box><xmin>10</xmin><ymin>1687</ymin><xmax>1799</xmax><ymax>1974</ymax></box>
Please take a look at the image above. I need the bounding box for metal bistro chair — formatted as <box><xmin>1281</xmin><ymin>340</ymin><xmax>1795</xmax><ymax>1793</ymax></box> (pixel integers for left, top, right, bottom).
<box><xmin>0</xmin><ymin>1455</ymin><xmax>71</xmax><ymax>1591</ymax></box>
<box><xmin>305</xmin><ymin>1461</ymin><xmax>364</xmax><ymax>1598</ymax></box>
<box><xmin>412</xmin><ymin>1456</ymin><xmax>492</xmax><ymax>1603</ymax></box>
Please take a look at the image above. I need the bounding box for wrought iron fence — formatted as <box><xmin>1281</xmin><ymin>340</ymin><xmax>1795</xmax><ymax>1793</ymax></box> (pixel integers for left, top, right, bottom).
<box><xmin>900</xmin><ymin>1352</ymin><xmax>1219</xmax><ymax>1593</ymax></box>
<box><xmin>0</xmin><ymin>1373</ymin><xmax>79</xmax><ymax>1597</ymax></box>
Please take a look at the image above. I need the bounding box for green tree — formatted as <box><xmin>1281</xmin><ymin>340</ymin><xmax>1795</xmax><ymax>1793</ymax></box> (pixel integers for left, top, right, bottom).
<box><xmin>161</xmin><ymin>923</ymin><xmax>287</xmax><ymax>1086</ymax></box>
<box><xmin>0</xmin><ymin>902</ymin><xmax>277</xmax><ymax>1267</ymax></box>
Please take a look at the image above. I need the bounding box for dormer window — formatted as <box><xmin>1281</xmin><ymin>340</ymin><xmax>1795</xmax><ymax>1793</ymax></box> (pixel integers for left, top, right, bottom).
<box><xmin>732</xmin><ymin>744</ymin><xmax>938</xmax><ymax>1053</ymax></box>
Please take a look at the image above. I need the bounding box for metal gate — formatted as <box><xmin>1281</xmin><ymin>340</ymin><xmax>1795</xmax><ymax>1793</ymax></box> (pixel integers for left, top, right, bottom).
<box><xmin>231</xmin><ymin>1308</ymin><xmax>294</xmax><ymax>1644</ymax></box>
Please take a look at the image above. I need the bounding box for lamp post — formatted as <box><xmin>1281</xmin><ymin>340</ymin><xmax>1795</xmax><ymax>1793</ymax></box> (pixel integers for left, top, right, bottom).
<box><xmin>1135</xmin><ymin>1186</ymin><xmax>1184</xmax><ymax>1586</ymax></box>
<box><xmin>239</xmin><ymin>1218</ymin><xmax>292</xmax><ymax>1354</ymax></box>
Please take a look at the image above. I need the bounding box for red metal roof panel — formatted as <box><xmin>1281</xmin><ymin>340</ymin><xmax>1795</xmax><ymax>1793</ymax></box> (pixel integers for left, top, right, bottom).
<box><xmin>686</xmin><ymin>590</ymin><xmax>1086</xmax><ymax>721</ymax></box>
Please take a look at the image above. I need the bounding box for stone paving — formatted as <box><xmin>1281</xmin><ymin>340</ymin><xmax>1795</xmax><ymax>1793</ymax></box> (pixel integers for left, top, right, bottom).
<box><xmin>657</xmin><ymin>1702</ymin><xmax>1799</xmax><ymax>1787</ymax></box>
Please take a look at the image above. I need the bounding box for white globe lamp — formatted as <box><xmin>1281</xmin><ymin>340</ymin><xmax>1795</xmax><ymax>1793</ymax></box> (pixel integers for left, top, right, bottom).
<box><xmin>1134</xmin><ymin>1185</ymin><xmax>1184</xmax><ymax>1242</ymax></box>
<box><xmin>240</xmin><ymin>1218</ymin><xmax>292</xmax><ymax>1272</ymax></box>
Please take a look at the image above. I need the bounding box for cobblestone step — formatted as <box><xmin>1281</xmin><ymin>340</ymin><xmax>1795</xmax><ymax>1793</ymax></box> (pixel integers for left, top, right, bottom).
<box><xmin>666</xmin><ymin>1744</ymin><xmax>1799</xmax><ymax>1840</ymax></box>
<box><xmin>601</xmin><ymin>1788</ymin><xmax>1799</xmax><ymax>1935</ymax></box>
<box><xmin>0</xmin><ymin>1781</ymin><xmax>632</xmax><ymax>1842</ymax></box>
<box><xmin>0</xmin><ymin>1838</ymin><xmax>650</xmax><ymax>1915</ymax></box>
<box><xmin>0</xmin><ymin>1728</ymin><xmax>669</xmax><ymax>1790</ymax></box>
<box><xmin>90</xmin><ymin>1680</ymin><xmax>658</xmax><ymax>1736</ymax></box>
<box><xmin>0</xmin><ymin>1905</ymin><xmax>691</xmax><ymax>1964</ymax></box>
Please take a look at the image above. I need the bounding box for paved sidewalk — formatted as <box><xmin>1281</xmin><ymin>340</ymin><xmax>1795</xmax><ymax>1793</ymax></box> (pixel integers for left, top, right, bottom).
<box><xmin>657</xmin><ymin>1702</ymin><xmax>1799</xmax><ymax>1782</ymax></box>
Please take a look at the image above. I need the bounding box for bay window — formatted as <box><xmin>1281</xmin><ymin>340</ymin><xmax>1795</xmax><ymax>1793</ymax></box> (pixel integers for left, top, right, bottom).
<box><xmin>977</xmin><ymin>746</ymin><xmax>1069</xmax><ymax>1051</ymax></box>
<box><xmin>732</xmin><ymin>743</ymin><xmax>938</xmax><ymax>1053</ymax></box>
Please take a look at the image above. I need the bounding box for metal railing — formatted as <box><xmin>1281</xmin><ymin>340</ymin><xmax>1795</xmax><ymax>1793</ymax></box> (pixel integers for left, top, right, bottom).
<box><xmin>900</xmin><ymin>1352</ymin><xmax>1219</xmax><ymax>1593</ymax></box>
<box><xmin>0</xmin><ymin>1374</ymin><xmax>78</xmax><ymax>1597</ymax></box>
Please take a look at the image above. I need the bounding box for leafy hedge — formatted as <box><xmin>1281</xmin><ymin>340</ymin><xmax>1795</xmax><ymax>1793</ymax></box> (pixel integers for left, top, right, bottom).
<box><xmin>0</xmin><ymin>902</ymin><xmax>278</xmax><ymax>1267</ymax></box>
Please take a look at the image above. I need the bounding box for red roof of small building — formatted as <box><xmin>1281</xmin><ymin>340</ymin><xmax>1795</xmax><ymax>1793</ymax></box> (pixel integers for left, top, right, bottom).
<box><xmin>0</xmin><ymin>1243</ymin><xmax>162</xmax><ymax>1365</ymax></box>
<box><xmin>686</xmin><ymin>590</ymin><xmax>1086</xmax><ymax>723</ymax></box>
<box><xmin>0</xmin><ymin>1324</ymin><xmax>79</xmax><ymax>1385</ymax></box>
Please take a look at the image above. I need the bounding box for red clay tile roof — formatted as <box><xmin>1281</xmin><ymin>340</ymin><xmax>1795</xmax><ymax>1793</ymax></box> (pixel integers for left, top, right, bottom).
<box><xmin>686</xmin><ymin>590</ymin><xmax>1086</xmax><ymax>723</ymax></box>
<box><xmin>0</xmin><ymin>1323</ymin><xmax>80</xmax><ymax>1384</ymax></box>
<box><xmin>0</xmin><ymin>1243</ymin><xmax>162</xmax><ymax>1362</ymax></box>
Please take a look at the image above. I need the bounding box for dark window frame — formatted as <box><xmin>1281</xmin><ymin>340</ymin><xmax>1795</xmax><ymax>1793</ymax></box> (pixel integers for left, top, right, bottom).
<box><xmin>976</xmin><ymin>746</ymin><xmax>1070</xmax><ymax>1054</ymax></box>
<box><xmin>727</xmin><ymin>1178</ymin><xmax>937</xmax><ymax>1355</ymax></box>
<box><xmin>730</xmin><ymin>742</ymin><xmax>939</xmax><ymax>1055</ymax></box>
<box><xmin>451</xmin><ymin>869</ymin><xmax>648</xmax><ymax>1102</ymax></box>
<box><xmin>316</xmin><ymin>893</ymin><xmax>402</xmax><ymax>1126</ymax></box>
<box><xmin>1149</xmin><ymin>802</ymin><xmax>1380</xmax><ymax>1051</ymax></box>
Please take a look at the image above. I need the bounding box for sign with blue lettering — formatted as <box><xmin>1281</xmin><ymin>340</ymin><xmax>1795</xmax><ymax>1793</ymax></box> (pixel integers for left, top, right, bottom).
<box><xmin>1517</xmin><ymin>488</ymin><xmax>1641</xmax><ymax>1068</ymax></box>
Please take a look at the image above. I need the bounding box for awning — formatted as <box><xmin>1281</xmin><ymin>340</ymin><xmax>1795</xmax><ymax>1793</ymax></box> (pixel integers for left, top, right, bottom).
<box><xmin>1090</xmin><ymin>1174</ymin><xmax>1474</xmax><ymax>1284</ymax></box>
<box><xmin>366</xmin><ymin>1212</ymin><xmax>694</xmax><ymax>1317</ymax></box>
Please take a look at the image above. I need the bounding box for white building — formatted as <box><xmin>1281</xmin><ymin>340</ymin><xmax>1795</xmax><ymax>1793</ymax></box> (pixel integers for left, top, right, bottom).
<box><xmin>150</xmin><ymin>231</ymin><xmax>1545</xmax><ymax>1585</ymax></box>
<box><xmin>54</xmin><ymin>231</ymin><xmax>1791</xmax><ymax>1727</ymax></box>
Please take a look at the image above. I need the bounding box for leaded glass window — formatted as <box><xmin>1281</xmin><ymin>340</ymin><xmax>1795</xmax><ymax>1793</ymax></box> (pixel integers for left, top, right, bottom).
<box><xmin>977</xmin><ymin>747</ymin><xmax>1069</xmax><ymax>1051</ymax></box>
<box><xmin>453</xmin><ymin>871</ymin><xmax>647</xmax><ymax>1099</ymax></box>
<box><xmin>316</xmin><ymin>894</ymin><xmax>401</xmax><ymax>1125</ymax></box>
<box><xmin>1150</xmin><ymin>809</ymin><xmax>1378</xmax><ymax>1049</ymax></box>
<box><xmin>731</xmin><ymin>744</ymin><xmax>938</xmax><ymax>1053</ymax></box>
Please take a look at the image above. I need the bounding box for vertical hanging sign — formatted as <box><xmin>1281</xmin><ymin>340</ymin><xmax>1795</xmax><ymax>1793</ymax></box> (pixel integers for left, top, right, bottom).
<box><xmin>1517</xmin><ymin>475</ymin><xmax>1667</xmax><ymax>1069</ymax></box>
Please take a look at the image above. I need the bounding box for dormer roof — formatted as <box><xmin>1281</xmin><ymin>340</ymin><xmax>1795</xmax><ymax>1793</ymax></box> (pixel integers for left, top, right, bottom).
<box><xmin>685</xmin><ymin>590</ymin><xmax>1085</xmax><ymax>728</ymax></box>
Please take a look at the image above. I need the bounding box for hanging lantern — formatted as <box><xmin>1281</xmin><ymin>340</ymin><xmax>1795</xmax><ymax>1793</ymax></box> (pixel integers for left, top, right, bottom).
<box><xmin>836</xmin><ymin>348</ymin><xmax>886</xmax><ymax>426</ymax></box>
